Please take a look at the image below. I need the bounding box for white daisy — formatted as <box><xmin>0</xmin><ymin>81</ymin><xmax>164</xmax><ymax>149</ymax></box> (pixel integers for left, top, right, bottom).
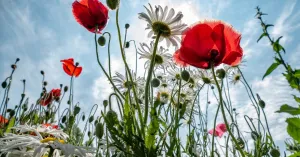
<box><xmin>138</xmin><ymin>4</ymin><xmax>187</xmax><ymax>47</ymax></box>
<box><xmin>112</xmin><ymin>72</ymin><xmax>145</xmax><ymax>94</ymax></box>
<box><xmin>138</xmin><ymin>42</ymin><xmax>172</xmax><ymax>70</ymax></box>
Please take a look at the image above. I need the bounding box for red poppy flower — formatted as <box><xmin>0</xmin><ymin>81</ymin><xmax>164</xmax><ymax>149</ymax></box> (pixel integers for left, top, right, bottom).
<box><xmin>0</xmin><ymin>115</ymin><xmax>8</xmax><ymax>125</ymax></box>
<box><xmin>40</xmin><ymin>89</ymin><xmax>61</xmax><ymax>106</ymax></box>
<box><xmin>61</xmin><ymin>58</ymin><xmax>82</xmax><ymax>77</ymax></box>
<box><xmin>72</xmin><ymin>0</ymin><xmax>109</xmax><ymax>33</ymax></box>
<box><xmin>174</xmin><ymin>20</ymin><xmax>243</xmax><ymax>69</ymax></box>
<box><xmin>208</xmin><ymin>123</ymin><xmax>227</xmax><ymax>138</ymax></box>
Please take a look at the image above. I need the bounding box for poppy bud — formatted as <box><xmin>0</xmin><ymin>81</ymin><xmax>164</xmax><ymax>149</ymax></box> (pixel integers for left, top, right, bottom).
<box><xmin>106</xmin><ymin>110</ymin><xmax>118</xmax><ymax>127</ymax></box>
<box><xmin>216</xmin><ymin>69</ymin><xmax>226</xmax><ymax>79</ymax></box>
<box><xmin>43</xmin><ymin>81</ymin><xmax>48</xmax><ymax>86</ymax></box>
<box><xmin>211</xmin><ymin>86</ymin><xmax>214</xmax><ymax>90</ymax></box>
<box><xmin>125</xmin><ymin>42</ymin><xmax>130</xmax><ymax>48</ymax></box>
<box><xmin>88</xmin><ymin>131</ymin><xmax>91</xmax><ymax>137</ymax></box>
<box><xmin>151</xmin><ymin>78</ymin><xmax>160</xmax><ymax>87</ymax></box>
<box><xmin>21</xmin><ymin>93</ymin><xmax>26</xmax><ymax>98</ymax></box>
<box><xmin>259</xmin><ymin>100</ymin><xmax>265</xmax><ymax>108</ymax></box>
<box><xmin>103</xmin><ymin>100</ymin><xmax>108</xmax><ymax>107</ymax></box>
<box><xmin>16</xmin><ymin>58</ymin><xmax>20</xmax><ymax>62</ymax></box>
<box><xmin>106</xmin><ymin>0</ymin><xmax>119</xmax><ymax>10</ymax></box>
<box><xmin>40</xmin><ymin>70</ymin><xmax>44</xmax><ymax>75</ymax></box>
<box><xmin>270</xmin><ymin>148</ymin><xmax>280</xmax><ymax>157</ymax></box>
<box><xmin>181</xmin><ymin>70</ymin><xmax>190</xmax><ymax>82</ymax></box>
<box><xmin>1</xmin><ymin>81</ymin><xmax>7</xmax><ymax>88</ymax></box>
<box><xmin>62</xmin><ymin>115</ymin><xmax>67</xmax><ymax>123</ymax></box>
<box><xmin>233</xmin><ymin>108</ymin><xmax>236</xmax><ymax>111</ymax></box>
<box><xmin>82</xmin><ymin>115</ymin><xmax>85</xmax><ymax>121</ymax></box>
<box><xmin>251</xmin><ymin>131</ymin><xmax>259</xmax><ymax>141</ymax></box>
<box><xmin>74</xmin><ymin>106</ymin><xmax>81</xmax><ymax>115</ymax></box>
<box><xmin>236</xmin><ymin>137</ymin><xmax>245</xmax><ymax>149</ymax></box>
<box><xmin>9</xmin><ymin>110</ymin><xmax>15</xmax><ymax>117</ymax></box>
<box><xmin>125</xmin><ymin>23</ymin><xmax>130</xmax><ymax>29</ymax></box>
<box><xmin>67</xmin><ymin>100</ymin><xmax>71</xmax><ymax>105</ymax></box>
<box><xmin>98</xmin><ymin>36</ymin><xmax>106</xmax><ymax>46</ymax></box>
<box><xmin>11</xmin><ymin>64</ymin><xmax>17</xmax><ymax>69</ymax></box>
<box><xmin>89</xmin><ymin>116</ymin><xmax>94</xmax><ymax>123</ymax></box>
<box><xmin>75</xmin><ymin>62</ymin><xmax>79</xmax><ymax>66</ymax></box>
<box><xmin>95</xmin><ymin>123</ymin><xmax>104</xmax><ymax>139</ymax></box>
<box><xmin>64</xmin><ymin>86</ymin><xmax>68</xmax><ymax>92</ymax></box>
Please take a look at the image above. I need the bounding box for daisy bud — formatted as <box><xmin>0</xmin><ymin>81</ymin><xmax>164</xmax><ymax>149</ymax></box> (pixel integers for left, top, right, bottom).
<box><xmin>125</xmin><ymin>23</ymin><xmax>130</xmax><ymax>29</ymax></box>
<box><xmin>216</xmin><ymin>69</ymin><xmax>226</xmax><ymax>79</ymax></box>
<box><xmin>251</xmin><ymin>131</ymin><xmax>259</xmax><ymax>141</ymax></box>
<box><xmin>89</xmin><ymin>116</ymin><xmax>94</xmax><ymax>123</ymax></box>
<box><xmin>62</xmin><ymin>115</ymin><xmax>67</xmax><ymax>123</ymax></box>
<box><xmin>181</xmin><ymin>70</ymin><xmax>190</xmax><ymax>82</ymax></box>
<box><xmin>106</xmin><ymin>110</ymin><xmax>118</xmax><ymax>127</ymax></box>
<box><xmin>11</xmin><ymin>64</ymin><xmax>17</xmax><ymax>69</ymax></box>
<box><xmin>82</xmin><ymin>115</ymin><xmax>86</xmax><ymax>121</ymax></box>
<box><xmin>106</xmin><ymin>0</ymin><xmax>120</xmax><ymax>10</ymax></box>
<box><xmin>125</xmin><ymin>42</ymin><xmax>130</xmax><ymax>48</ymax></box>
<box><xmin>98</xmin><ymin>36</ymin><xmax>106</xmax><ymax>46</ymax></box>
<box><xmin>40</xmin><ymin>70</ymin><xmax>44</xmax><ymax>75</ymax></box>
<box><xmin>95</xmin><ymin>123</ymin><xmax>104</xmax><ymax>139</ymax></box>
<box><xmin>151</xmin><ymin>78</ymin><xmax>160</xmax><ymax>87</ymax></box>
<box><xmin>270</xmin><ymin>148</ymin><xmax>280</xmax><ymax>157</ymax></box>
<box><xmin>74</xmin><ymin>106</ymin><xmax>81</xmax><ymax>115</ymax></box>
<box><xmin>64</xmin><ymin>86</ymin><xmax>68</xmax><ymax>92</ymax></box>
<box><xmin>259</xmin><ymin>100</ymin><xmax>265</xmax><ymax>108</ymax></box>
<box><xmin>1</xmin><ymin>81</ymin><xmax>7</xmax><ymax>88</ymax></box>
<box><xmin>103</xmin><ymin>100</ymin><xmax>108</xmax><ymax>107</ymax></box>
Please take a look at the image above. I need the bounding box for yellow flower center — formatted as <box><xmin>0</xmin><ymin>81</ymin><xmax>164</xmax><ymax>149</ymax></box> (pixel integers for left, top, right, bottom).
<box><xmin>40</xmin><ymin>137</ymin><xmax>65</xmax><ymax>144</ymax></box>
<box><xmin>152</xmin><ymin>21</ymin><xmax>171</xmax><ymax>37</ymax></box>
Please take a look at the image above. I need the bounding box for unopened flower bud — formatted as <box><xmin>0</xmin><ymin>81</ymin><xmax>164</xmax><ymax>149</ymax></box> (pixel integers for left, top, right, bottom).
<box><xmin>69</xmin><ymin>115</ymin><xmax>75</xmax><ymax>125</ymax></box>
<box><xmin>95</xmin><ymin>123</ymin><xmax>104</xmax><ymax>139</ymax></box>
<box><xmin>151</xmin><ymin>78</ymin><xmax>160</xmax><ymax>87</ymax></box>
<box><xmin>40</xmin><ymin>70</ymin><xmax>45</xmax><ymax>75</ymax></box>
<box><xmin>125</xmin><ymin>42</ymin><xmax>130</xmax><ymax>48</ymax></box>
<box><xmin>270</xmin><ymin>148</ymin><xmax>280</xmax><ymax>157</ymax></box>
<box><xmin>125</xmin><ymin>23</ymin><xmax>130</xmax><ymax>29</ymax></box>
<box><xmin>98</xmin><ymin>36</ymin><xmax>106</xmax><ymax>46</ymax></box>
<box><xmin>233</xmin><ymin>108</ymin><xmax>236</xmax><ymax>111</ymax></box>
<box><xmin>106</xmin><ymin>0</ymin><xmax>119</xmax><ymax>10</ymax></box>
<box><xmin>74</xmin><ymin>106</ymin><xmax>81</xmax><ymax>115</ymax></box>
<box><xmin>11</xmin><ymin>64</ymin><xmax>17</xmax><ymax>69</ymax></box>
<box><xmin>16</xmin><ymin>58</ymin><xmax>20</xmax><ymax>62</ymax></box>
<box><xmin>75</xmin><ymin>62</ymin><xmax>79</xmax><ymax>66</ymax></box>
<box><xmin>216</xmin><ymin>68</ymin><xmax>226</xmax><ymax>79</ymax></box>
<box><xmin>181</xmin><ymin>70</ymin><xmax>190</xmax><ymax>82</ymax></box>
<box><xmin>106</xmin><ymin>110</ymin><xmax>118</xmax><ymax>126</ymax></box>
<box><xmin>9</xmin><ymin>110</ymin><xmax>15</xmax><ymax>117</ymax></box>
<box><xmin>236</xmin><ymin>137</ymin><xmax>245</xmax><ymax>149</ymax></box>
<box><xmin>88</xmin><ymin>131</ymin><xmax>91</xmax><ymax>137</ymax></box>
<box><xmin>251</xmin><ymin>131</ymin><xmax>259</xmax><ymax>141</ymax></box>
<box><xmin>62</xmin><ymin>115</ymin><xmax>67</xmax><ymax>123</ymax></box>
<box><xmin>82</xmin><ymin>115</ymin><xmax>86</xmax><ymax>121</ymax></box>
<box><xmin>1</xmin><ymin>81</ymin><xmax>7</xmax><ymax>88</ymax></box>
<box><xmin>103</xmin><ymin>100</ymin><xmax>108</xmax><ymax>107</ymax></box>
<box><xmin>64</xmin><ymin>86</ymin><xmax>68</xmax><ymax>92</ymax></box>
<box><xmin>89</xmin><ymin>116</ymin><xmax>94</xmax><ymax>123</ymax></box>
<box><xmin>43</xmin><ymin>81</ymin><xmax>48</xmax><ymax>86</ymax></box>
<box><xmin>259</xmin><ymin>100</ymin><xmax>265</xmax><ymax>108</ymax></box>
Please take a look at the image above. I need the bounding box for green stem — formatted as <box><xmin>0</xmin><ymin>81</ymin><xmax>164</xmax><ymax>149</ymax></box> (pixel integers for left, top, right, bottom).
<box><xmin>211</xmin><ymin>65</ymin><xmax>245</xmax><ymax>157</ymax></box>
<box><xmin>143</xmin><ymin>32</ymin><xmax>161</xmax><ymax>132</ymax></box>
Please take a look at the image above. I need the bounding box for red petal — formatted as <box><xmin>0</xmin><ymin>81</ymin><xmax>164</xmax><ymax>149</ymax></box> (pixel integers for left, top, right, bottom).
<box><xmin>73</xmin><ymin>66</ymin><xmax>83</xmax><ymax>77</ymax></box>
<box><xmin>0</xmin><ymin>115</ymin><xmax>8</xmax><ymax>124</ymax></box>
<box><xmin>88</xmin><ymin>0</ymin><xmax>108</xmax><ymax>33</ymax></box>
<box><xmin>216</xmin><ymin>123</ymin><xmax>227</xmax><ymax>132</ymax></box>
<box><xmin>173</xmin><ymin>50</ymin><xmax>189</xmax><ymax>67</ymax></box>
<box><xmin>61</xmin><ymin>58</ymin><xmax>74</xmax><ymax>65</ymax></box>
<box><xmin>79</xmin><ymin>0</ymin><xmax>88</xmax><ymax>6</ymax></box>
<box><xmin>62</xmin><ymin>63</ymin><xmax>73</xmax><ymax>76</ymax></box>
<box><xmin>72</xmin><ymin>1</ymin><xmax>97</xmax><ymax>32</ymax></box>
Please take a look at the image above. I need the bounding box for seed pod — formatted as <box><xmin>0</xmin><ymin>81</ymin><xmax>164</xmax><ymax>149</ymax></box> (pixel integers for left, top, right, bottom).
<box><xmin>151</xmin><ymin>78</ymin><xmax>160</xmax><ymax>87</ymax></box>
<box><xmin>95</xmin><ymin>123</ymin><xmax>104</xmax><ymax>139</ymax></box>
<box><xmin>106</xmin><ymin>0</ymin><xmax>120</xmax><ymax>10</ymax></box>
<box><xmin>270</xmin><ymin>148</ymin><xmax>280</xmax><ymax>157</ymax></box>
<box><xmin>125</xmin><ymin>23</ymin><xmax>130</xmax><ymax>29</ymax></box>
<box><xmin>98</xmin><ymin>36</ymin><xmax>106</xmax><ymax>46</ymax></box>
<box><xmin>216</xmin><ymin>68</ymin><xmax>226</xmax><ymax>79</ymax></box>
<box><xmin>181</xmin><ymin>70</ymin><xmax>190</xmax><ymax>82</ymax></box>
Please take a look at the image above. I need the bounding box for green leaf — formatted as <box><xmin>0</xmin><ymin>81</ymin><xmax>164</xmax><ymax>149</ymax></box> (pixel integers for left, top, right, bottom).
<box><xmin>262</xmin><ymin>63</ymin><xmax>280</xmax><ymax>80</ymax></box>
<box><xmin>293</xmin><ymin>95</ymin><xmax>300</xmax><ymax>103</ymax></box>
<box><xmin>276</xmin><ymin>104</ymin><xmax>300</xmax><ymax>115</ymax></box>
<box><xmin>272</xmin><ymin>36</ymin><xmax>286</xmax><ymax>53</ymax></box>
<box><xmin>257</xmin><ymin>33</ymin><xmax>268</xmax><ymax>42</ymax></box>
<box><xmin>294</xmin><ymin>69</ymin><xmax>300</xmax><ymax>78</ymax></box>
<box><xmin>289</xmin><ymin>152</ymin><xmax>300</xmax><ymax>157</ymax></box>
<box><xmin>286</xmin><ymin>117</ymin><xmax>300</xmax><ymax>143</ymax></box>
<box><xmin>5</xmin><ymin>117</ymin><xmax>15</xmax><ymax>133</ymax></box>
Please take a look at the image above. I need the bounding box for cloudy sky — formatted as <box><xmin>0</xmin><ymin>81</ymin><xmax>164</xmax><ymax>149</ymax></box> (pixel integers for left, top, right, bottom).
<box><xmin>0</xmin><ymin>0</ymin><xmax>300</xmax><ymax>154</ymax></box>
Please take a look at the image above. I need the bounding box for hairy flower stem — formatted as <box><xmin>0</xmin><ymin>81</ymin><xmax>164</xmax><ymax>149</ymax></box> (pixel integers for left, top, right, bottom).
<box><xmin>211</xmin><ymin>92</ymin><xmax>221</xmax><ymax>157</ymax></box>
<box><xmin>211</xmin><ymin>65</ymin><xmax>245</xmax><ymax>157</ymax></box>
<box><xmin>115</xmin><ymin>9</ymin><xmax>144</xmax><ymax>135</ymax></box>
<box><xmin>143</xmin><ymin>32</ymin><xmax>161</xmax><ymax>135</ymax></box>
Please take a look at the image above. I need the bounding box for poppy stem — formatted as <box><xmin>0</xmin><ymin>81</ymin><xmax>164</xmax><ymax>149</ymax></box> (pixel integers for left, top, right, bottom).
<box><xmin>211</xmin><ymin>65</ymin><xmax>246</xmax><ymax>157</ymax></box>
<box><xmin>143</xmin><ymin>32</ymin><xmax>161</xmax><ymax>135</ymax></box>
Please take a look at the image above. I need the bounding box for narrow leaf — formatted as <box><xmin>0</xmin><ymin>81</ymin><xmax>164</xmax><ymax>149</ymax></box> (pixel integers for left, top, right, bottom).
<box><xmin>257</xmin><ymin>33</ymin><xmax>268</xmax><ymax>42</ymax></box>
<box><xmin>276</xmin><ymin>104</ymin><xmax>300</xmax><ymax>115</ymax></box>
<box><xmin>294</xmin><ymin>69</ymin><xmax>300</xmax><ymax>78</ymax></box>
<box><xmin>5</xmin><ymin>117</ymin><xmax>15</xmax><ymax>133</ymax></box>
<box><xmin>293</xmin><ymin>95</ymin><xmax>300</xmax><ymax>103</ymax></box>
<box><xmin>262</xmin><ymin>62</ymin><xmax>280</xmax><ymax>79</ymax></box>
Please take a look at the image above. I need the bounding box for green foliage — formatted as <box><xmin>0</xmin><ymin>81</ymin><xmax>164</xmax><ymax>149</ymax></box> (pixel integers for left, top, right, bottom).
<box><xmin>276</xmin><ymin>104</ymin><xmax>300</xmax><ymax>115</ymax></box>
<box><xmin>262</xmin><ymin>62</ymin><xmax>280</xmax><ymax>80</ymax></box>
<box><xmin>5</xmin><ymin>117</ymin><xmax>15</xmax><ymax>133</ymax></box>
<box><xmin>286</xmin><ymin>118</ymin><xmax>300</xmax><ymax>143</ymax></box>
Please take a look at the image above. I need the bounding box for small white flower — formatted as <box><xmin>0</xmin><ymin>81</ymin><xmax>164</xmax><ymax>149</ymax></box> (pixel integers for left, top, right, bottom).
<box><xmin>139</xmin><ymin>4</ymin><xmax>187</xmax><ymax>47</ymax></box>
<box><xmin>112</xmin><ymin>72</ymin><xmax>145</xmax><ymax>94</ymax></box>
<box><xmin>138</xmin><ymin>42</ymin><xmax>172</xmax><ymax>70</ymax></box>
<box><xmin>49</xmin><ymin>141</ymin><xmax>96</xmax><ymax>157</ymax></box>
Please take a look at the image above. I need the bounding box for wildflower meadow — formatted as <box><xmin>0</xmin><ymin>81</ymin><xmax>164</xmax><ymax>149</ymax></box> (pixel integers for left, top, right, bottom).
<box><xmin>0</xmin><ymin>0</ymin><xmax>300</xmax><ymax>156</ymax></box>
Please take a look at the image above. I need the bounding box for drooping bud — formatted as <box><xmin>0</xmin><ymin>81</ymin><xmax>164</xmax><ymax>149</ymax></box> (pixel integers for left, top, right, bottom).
<box><xmin>216</xmin><ymin>68</ymin><xmax>226</xmax><ymax>79</ymax></box>
<box><xmin>74</xmin><ymin>106</ymin><xmax>81</xmax><ymax>115</ymax></box>
<box><xmin>82</xmin><ymin>114</ymin><xmax>85</xmax><ymax>121</ymax></box>
<box><xmin>75</xmin><ymin>62</ymin><xmax>79</xmax><ymax>66</ymax></box>
<box><xmin>95</xmin><ymin>123</ymin><xmax>104</xmax><ymax>139</ymax></box>
<box><xmin>251</xmin><ymin>131</ymin><xmax>259</xmax><ymax>141</ymax></box>
<box><xmin>64</xmin><ymin>86</ymin><xmax>68</xmax><ymax>92</ymax></box>
<box><xmin>236</xmin><ymin>137</ymin><xmax>245</xmax><ymax>149</ymax></box>
<box><xmin>16</xmin><ymin>58</ymin><xmax>20</xmax><ymax>62</ymax></box>
<box><xmin>40</xmin><ymin>70</ymin><xmax>45</xmax><ymax>75</ymax></box>
<box><xmin>259</xmin><ymin>100</ymin><xmax>265</xmax><ymax>108</ymax></box>
<box><xmin>125</xmin><ymin>23</ymin><xmax>130</xmax><ymax>29</ymax></box>
<box><xmin>103</xmin><ymin>100</ymin><xmax>108</xmax><ymax>107</ymax></box>
<box><xmin>106</xmin><ymin>110</ymin><xmax>118</xmax><ymax>127</ymax></box>
<box><xmin>11</xmin><ymin>64</ymin><xmax>17</xmax><ymax>69</ymax></box>
<box><xmin>98</xmin><ymin>36</ymin><xmax>106</xmax><ymax>46</ymax></box>
<box><xmin>89</xmin><ymin>116</ymin><xmax>94</xmax><ymax>123</ymax></box>
<box><xmin>270</xmin><ymin>148</ymin><xmax>280</xmax><ymax>157</ymax></box>
<box><xmin>1</xmin><ymin>81</ymin><xmax>7</xmax><ymax>88</ymax></box>
<box><xmin>9</xmin><ymin>110</ymin><xmax>15</xmax><ymax>117</ymax></box>
<box><xmin>62</xmin><ymin>115</ymin><xmax>67</xmax><ymax>123</ymax></box>
<box><xmin>125</xmin><ymin>42</ymin><xmax>130</xmax><ymax>48</ymax></box>
<box><xmin>151</xmin><ymin>78</ymin><xmax>160</xmax><ymax>87</ymax></box>
<box><xmin>181</xmin><ymin>70</ymin><xmax>190</xmax><ymax>82</ymax></box>
<box><xmin>43</xmin><ymin>81</ymin><xmax>48</xmax><ymax>86</ymax></box>
<box><xmin>88</xmin><ymin>131</ymin><xmax>91</xmax><ymax>137</ymax></box>
<box><xmin>106</xmin><ymin>0</ymin><xmax>120</xmax><ymax>10</ymax></box>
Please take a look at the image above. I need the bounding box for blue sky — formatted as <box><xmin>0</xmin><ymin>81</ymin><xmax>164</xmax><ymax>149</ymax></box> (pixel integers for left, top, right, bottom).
<box><xmin>1</xmin><ymin>0</ymin><xmax>300</xmax><ymax>153</ymax></box>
